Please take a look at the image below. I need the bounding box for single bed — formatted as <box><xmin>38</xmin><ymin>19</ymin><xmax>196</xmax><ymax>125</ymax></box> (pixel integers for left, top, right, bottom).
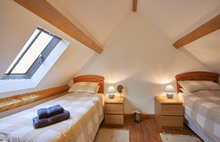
<box><xmin>0</xmin><ymin>75</ymin><xmax>105</xmax><ymax>142</ymax></box>
<box><xmin>175</xmin><ymin>71</ymin><xmax>220</xmax><ymax>142</ymax></box>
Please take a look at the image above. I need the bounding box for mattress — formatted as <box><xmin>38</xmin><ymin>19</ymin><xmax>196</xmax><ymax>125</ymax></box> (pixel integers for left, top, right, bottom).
<box><xmin>0</xmin><ymin>92</ymin><xmax>104</xmax><ymax>142</ymax></box>
<box><xmin>183</xmin><ymin>91</ymin><xmax>220</xmax><ymax>142</ymax></box>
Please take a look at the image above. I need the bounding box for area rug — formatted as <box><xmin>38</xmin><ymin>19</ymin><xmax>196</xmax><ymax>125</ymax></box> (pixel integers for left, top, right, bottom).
<box><xmin>160</xmin><ymin>133</ymin><xmax>202</xmax><ymax>142</ymax></box>
<box><xmin>94</xmin><ymin>128</ymin><xmax>129</xmax><ymax>142</ymax></box>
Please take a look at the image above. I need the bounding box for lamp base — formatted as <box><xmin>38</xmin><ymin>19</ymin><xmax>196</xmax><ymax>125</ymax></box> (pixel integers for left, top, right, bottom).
<box><xmin>118</xmin><ymin>96</ymin><xmax>123</xmax><ymax>98</ymax></box>
<box><xmin>166</xmin><ymin>93</ymin><xmax>173</xmax><ymax>99</ymax></box>
<box><xmin>109</xmin><ymin>94</ymin><xmax>115</xmax><ymax>99</ymax></box>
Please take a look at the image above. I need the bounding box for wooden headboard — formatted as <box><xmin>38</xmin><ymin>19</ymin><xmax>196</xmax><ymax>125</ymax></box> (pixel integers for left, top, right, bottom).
<box><xmin>175</xmin><ymin>71</ymin><xmax>219</xmax><ymax>93</ymax></box>
<box><xmin>73</xmin><ymin>75</ymin><xmax>105</xmax><ymax>93</ymax></box>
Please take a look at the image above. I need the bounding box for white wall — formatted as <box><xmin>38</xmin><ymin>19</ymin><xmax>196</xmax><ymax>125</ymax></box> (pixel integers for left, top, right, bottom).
<box><xmin>0</xmin><ymin>0</ymin><xmax>95</xmax><ymax>98</ymax></box>
<box><xmin>75</xmin><ymin>12</ymin><xmax>212</xmax><ymax>114</ymax></box>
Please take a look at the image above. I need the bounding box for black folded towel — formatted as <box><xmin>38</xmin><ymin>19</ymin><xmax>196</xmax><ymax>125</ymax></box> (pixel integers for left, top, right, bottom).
<box><xmin>37</xmin><ymin>104</ymin><xmax>64</xmax><ymax>119</ymax></box>
<box><xmin>33</xmin><ymin>110</ymin><xmax>70</xmax><ymax>128</ymax></box>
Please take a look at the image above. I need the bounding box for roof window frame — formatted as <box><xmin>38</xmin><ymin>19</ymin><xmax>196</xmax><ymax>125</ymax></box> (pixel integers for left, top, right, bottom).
<box><xmin>1</xmin><ymin>27</ymin><xmax>62</xmax><ymax>80</ymax></box>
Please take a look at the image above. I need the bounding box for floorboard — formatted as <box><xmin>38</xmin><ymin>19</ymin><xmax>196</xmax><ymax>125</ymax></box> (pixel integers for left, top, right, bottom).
<box><xmin>100</xmin><ymin>118</ymin><xmax>203</xmax><ymax>142</ymax></box>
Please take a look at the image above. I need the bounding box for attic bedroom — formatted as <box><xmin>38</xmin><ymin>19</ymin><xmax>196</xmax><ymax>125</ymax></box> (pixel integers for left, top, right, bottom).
<box><xmin>0</xmin><ymin>0</ymin><xmax>220</xmax><ymax>142</ymax></box>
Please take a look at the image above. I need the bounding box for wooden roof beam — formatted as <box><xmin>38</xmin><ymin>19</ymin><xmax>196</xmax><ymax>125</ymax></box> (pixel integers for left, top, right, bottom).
<box><xmin>173</xmin><ymin>14</ymin><xmax>220</xmax><ymax>49</ymax></box>
<box><xmin>133</xmin><ymin>0</ymin><xmax>137</xmax><ymax>12</ymax></box>
<box><xmin>14</xmin><ymin>0</ymin><xmax>103</xmax><ymax>54</ymax></box>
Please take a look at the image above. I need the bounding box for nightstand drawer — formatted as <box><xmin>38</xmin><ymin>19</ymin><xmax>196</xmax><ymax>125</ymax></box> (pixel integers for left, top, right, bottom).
<box><xmin>161</xmin><ymin>105</ymin><xmax>183</xmax><ymax>115</ymax></box>
<box><xmin>155</xmin><ymin>96</ymin><xmax>183</xmax><ymax>129</ymax></box>
<box><xmin>161</xmin><ymin>116</ymin><xmax>183</xmax><ymax>128</ymax></box>
<box><xmin>105</xmin><ymin>103</ymin><xmax>123</xmax><ymax>114</ymax></box>
<box><xmin>105</xmin><ymin>114</ymin><xmax>124</xmax><ymax>125</ymax></box>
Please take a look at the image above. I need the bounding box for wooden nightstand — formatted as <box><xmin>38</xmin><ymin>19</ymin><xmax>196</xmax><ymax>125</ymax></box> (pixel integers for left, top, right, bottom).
<box><xmin>155</xmin><ymin>96</ymin><xmax>183</xmax><ymax>129</ymax></box>
<box><xmin>104</xmin><ymin>96</ymin><xmax>124</xmax><ymax>126</ymax></box>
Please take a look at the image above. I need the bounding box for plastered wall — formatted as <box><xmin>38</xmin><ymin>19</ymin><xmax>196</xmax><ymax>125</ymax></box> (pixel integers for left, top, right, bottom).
<box><xmin>75</xmin><ymin>12</ymin><xmax>212</xmax><ymax>114</ymax></box>
<box><xmin>0</xmin><ymin>1</ymin><xmax>213</xmax><ymax>115</ymax></box>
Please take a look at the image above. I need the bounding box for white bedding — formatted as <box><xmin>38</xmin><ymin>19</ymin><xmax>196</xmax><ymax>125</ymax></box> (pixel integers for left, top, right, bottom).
<box><xmin>0</xmin><ymin>92</ymin><xmax>104</xmax><ymax>142</ymax></box>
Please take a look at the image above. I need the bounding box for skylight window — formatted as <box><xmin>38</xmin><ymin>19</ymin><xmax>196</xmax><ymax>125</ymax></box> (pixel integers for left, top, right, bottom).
<box><xmin>1</xmin><ymin>27</ymin><xmax>62</xmax><ymax>80</ymax></box>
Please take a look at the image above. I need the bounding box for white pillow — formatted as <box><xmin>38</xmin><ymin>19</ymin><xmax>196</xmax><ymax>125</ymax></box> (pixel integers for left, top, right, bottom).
<box><xmin>95</xmin><ymin>85</ymin><xmax>101</xmax><ymax>93</ymax></box>
<box><xmin>178</xmin><ymin>81</ymin><xmax>220</xmax><ymax>93</ymax></box>
<box><xmin>69</xmin><ymin>82</ymin><xmax>100</xmax><ymax>93</ymax></box>
<box><xmin>180</xmin><ymin>88</ymin><xmax>188</xmax><ymax>93</ymax></box>
<box><xmin>178</xmin><ymin>92</ymin><xmax>184</xmax><ymax>103</ymax></box>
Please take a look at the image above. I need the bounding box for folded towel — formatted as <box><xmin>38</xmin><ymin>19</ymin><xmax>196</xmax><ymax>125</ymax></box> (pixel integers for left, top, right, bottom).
<box><xmin>37</xmin><ymin>104</ymin><xmax>64</xmax><ymax>119</ymax></box>
<box><xmin>33</xmin><ymin>110</ymin><xmax>70</xmax><ymax>128</ymax></box>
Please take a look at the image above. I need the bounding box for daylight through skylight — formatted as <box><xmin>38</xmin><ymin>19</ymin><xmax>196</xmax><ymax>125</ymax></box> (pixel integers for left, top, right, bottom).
<box><xmin>5</xmin><ymin>29</ymin><xmax>53</xmax><ymax>74</ymax></box>
<box><xmin>1</xmin><ymin>27</ymin><xmax>62</xmax><ymax>80</ymax></box>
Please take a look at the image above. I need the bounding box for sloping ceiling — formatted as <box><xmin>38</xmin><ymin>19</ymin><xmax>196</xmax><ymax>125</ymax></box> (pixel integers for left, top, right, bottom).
<box><xmin>1</xmin><ymin>0</ymin><xmax>216</xmax><ymax>114</ymax></box>
<box><xmin>184</xmin><ymin>30</ymin><xmax>220</xmax><ymax>74</ymax></box>
<box><xmin>0</xmin><ymin>0</ymin><xmax>95</xmax><ymax>97</ymax></box>
<box><xmin>47</xmin><ymin>0</ymin><xmax>132</xmax><ymax>46</ymax></box>
<box><xmin>137</xmin><ymin>0</ymin><xmax>220</xmax><ymax>74</ymax></box>
<box><xmin>1</xmin><ymin>0</ymin><xmax>219</xmax><ymax>97</ymax></box>
<box><xmin>48</xmin><ymin>0</ymin><xmax>220</xmax><ymax>74</ymax></box>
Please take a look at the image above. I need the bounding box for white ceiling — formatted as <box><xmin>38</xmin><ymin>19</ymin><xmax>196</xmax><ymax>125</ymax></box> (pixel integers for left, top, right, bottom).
<box><xmin>47</xmin><ymin>0</ymin><xmax>220</xmax><ymax>74</ymax></box>
<box><xmin>137</xmin><ymin>0</ymin><xmax>220</xmax><ymax>74</ymax></box>
<box><xmin>137</xmin><ymin>0</ymin><xmax>220</xmax><ymax>40</ymax></box>
<box><xmin>47</xmin><ymin>0</ymin><xmax>132</xmax><ymax>45</ymax></box>
<box><xmin>184</xmin><ymin>30</ymin><xmax>220</xmax><ymax>74</ymax></box>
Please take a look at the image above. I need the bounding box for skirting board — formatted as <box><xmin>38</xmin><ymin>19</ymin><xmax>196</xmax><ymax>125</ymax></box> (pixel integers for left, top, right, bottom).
<box><xmin>124</xmin><ymin>113</ymin><xmax>155</xmax><ymax>119</ymax></box>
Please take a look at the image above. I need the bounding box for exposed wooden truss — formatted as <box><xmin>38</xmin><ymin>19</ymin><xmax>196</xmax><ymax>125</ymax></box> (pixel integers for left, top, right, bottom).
<box><xmin>14</xmin><ymin>0</ymin><xmax>103</xmax><ymax>54</ymax></box>
<box><xmin>133</xmin><ymin>0</ymin><xmax>137</xmax><ymax>12</ymax></box>
<box><xmin>173</xmin><ymin>14</ymin><xmax>220</xmax><ymax>49</ymax></box>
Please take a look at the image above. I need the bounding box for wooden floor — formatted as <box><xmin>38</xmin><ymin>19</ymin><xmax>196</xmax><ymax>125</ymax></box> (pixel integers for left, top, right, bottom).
<box><xmin>100</xmin><ymin>118</ymin><xmax>203</xmax><ymax>142</ymax></box>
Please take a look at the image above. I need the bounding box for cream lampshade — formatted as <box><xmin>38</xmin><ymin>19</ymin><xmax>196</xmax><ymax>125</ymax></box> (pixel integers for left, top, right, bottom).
<box><xmin>164</xmin><ymin>85</ymin><xmax>176</xmax><ymax>98</ymax></box>
<box><xmin>107</xmin><ymin>86</ymin><xmax>116</xmax><ymax>99</ymax></box>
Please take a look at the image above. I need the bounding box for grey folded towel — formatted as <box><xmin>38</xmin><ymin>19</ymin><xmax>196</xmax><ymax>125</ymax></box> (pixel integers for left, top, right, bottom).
<box><xmin>37</xmin><ymin>104</ymin><xmax>64</xmax><ymax>119</ymax></box>
<box><xmin>33</xmin><ymin>110</ymin><xmax>70</xmax><ymax>128</ymax></box>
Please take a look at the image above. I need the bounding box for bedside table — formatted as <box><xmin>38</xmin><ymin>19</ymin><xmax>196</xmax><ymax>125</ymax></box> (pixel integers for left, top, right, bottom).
<box><xmin>105</xmin><ymin>96</ymin><xmax>124</xmax><ymax>126</ymax></box>
<box><xmin>155</xmin><ymin>96</ymin><xmax>183</xmax><ymax>129</ymax></box>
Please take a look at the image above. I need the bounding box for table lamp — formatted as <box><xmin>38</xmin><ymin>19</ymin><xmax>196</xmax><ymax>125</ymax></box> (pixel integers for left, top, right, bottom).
<box><xmin>164</xmin><ymin>85</ymin><xmax>176</xmax><ymax>98</ymax></box>
<box><xmin>107</xmin><ymin>86</ymin><xmax>116</xmax><ymax>99</ymax></box>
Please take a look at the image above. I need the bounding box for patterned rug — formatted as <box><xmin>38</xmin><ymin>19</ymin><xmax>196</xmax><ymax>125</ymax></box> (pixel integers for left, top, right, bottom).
<box><xmin>94</xmin><ymin>128</ymin><xmax>129</xmax><ymax>142</ymax></box>
<box><xmin>160</xmin><ymin>133</ymin><xmax>202</xmax><ymax>142</ymax></box>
